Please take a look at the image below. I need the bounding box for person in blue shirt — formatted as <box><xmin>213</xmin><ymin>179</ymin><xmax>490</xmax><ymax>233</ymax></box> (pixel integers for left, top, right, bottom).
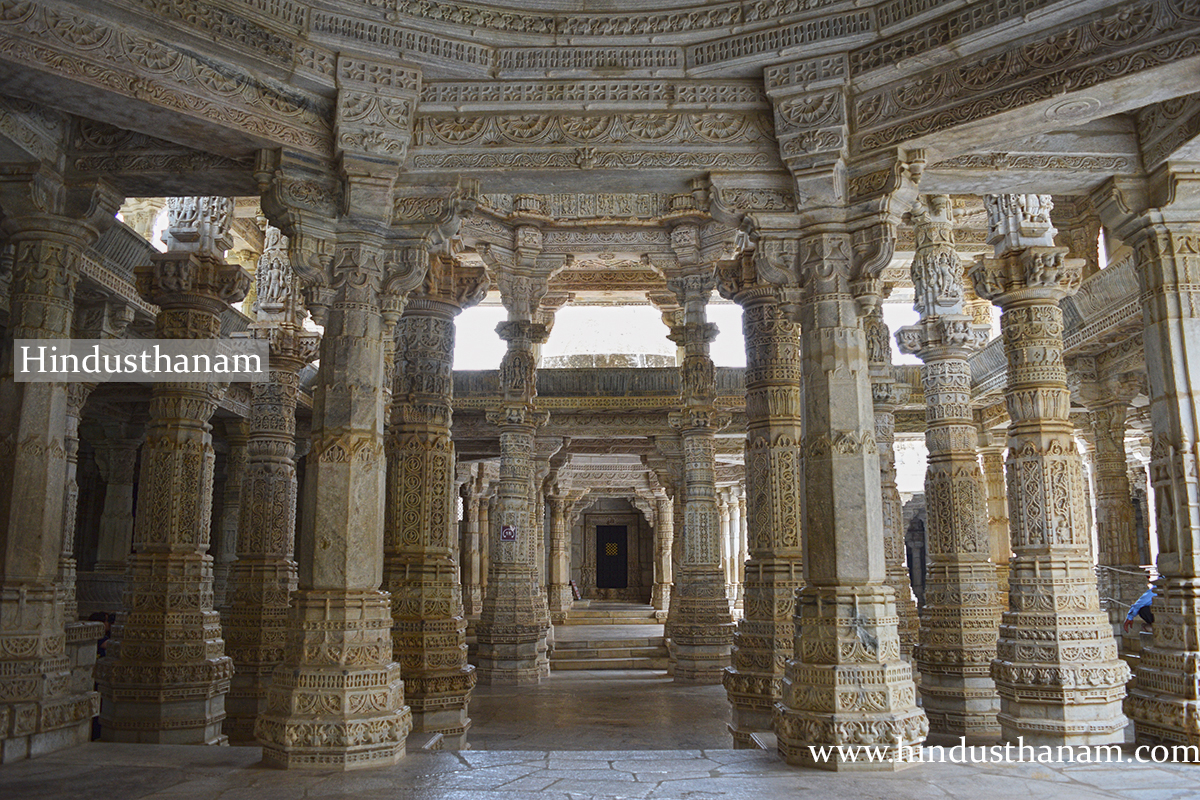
<box><xmin>1122</xmin><ymin>586</ymin><xmax>1156</xmax><ymax>632</ymax></box>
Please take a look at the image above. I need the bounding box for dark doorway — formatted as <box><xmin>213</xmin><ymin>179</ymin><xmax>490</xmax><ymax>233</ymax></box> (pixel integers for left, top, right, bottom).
<box><xmin>596</xmin><ymin>525</ymin><xmax>628</xmax><ymax>589</ymax></box>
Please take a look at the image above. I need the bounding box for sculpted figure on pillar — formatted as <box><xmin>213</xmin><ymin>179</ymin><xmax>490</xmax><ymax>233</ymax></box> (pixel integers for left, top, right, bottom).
<box><xmin>1094</xmin><ymin>170</ymin><xmax>1200</xmax><ymax>749</ymax></box>
<box><xmin>717</xmin><ymin>249</ymin><xmax>804</xmax><ymax>746</ymax></box>
<box><xmin>384</xmin><ymin>251</ymin><xmax>487</xmax><ymax>746</ymax></box>
<box><xmin>0</xmin><ymin>159</ymin><xmax>121</xmax><ymax>759</ymax></box>
<box><xmin>759</xmin><ymin>64</ymin><xmax>928</xmax><ymax>765</ymax></box>
<box><xmin>897</xmin><ymin>194</ymin><xmax>1002</xmax><ymax>738</ymax></box>
<box><xmin>96</xmin><ymin>195</ymin><xmax>249</xmax><ymax>745</ymax></box>
<box><xmin>970</xmin><ymin>193</ymin><xmax>1129</xmax><ymax>745</ymax></box>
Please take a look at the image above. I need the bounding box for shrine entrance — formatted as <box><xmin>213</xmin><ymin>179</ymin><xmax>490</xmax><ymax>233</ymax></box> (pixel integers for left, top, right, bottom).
<box><xmin>595</xmin><ymin>525</ymin><xmax>629</xmax><ymax>590</ymax></box>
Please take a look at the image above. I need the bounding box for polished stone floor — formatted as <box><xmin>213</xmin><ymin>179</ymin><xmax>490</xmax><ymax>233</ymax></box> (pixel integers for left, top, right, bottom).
<box><xmin>470</xmin><ymin>669</ymin><xmax>728</xmax><ymax>750</ymax></box>
<box><xmin>3</xmin><ymin>740</ymin><xmax>1199</xmax><ymax>800</ymax></box>
<box><xmin>2</xmin><ymin>671</ymin><xmax>1198</xmax><ymax>799</ymax></box>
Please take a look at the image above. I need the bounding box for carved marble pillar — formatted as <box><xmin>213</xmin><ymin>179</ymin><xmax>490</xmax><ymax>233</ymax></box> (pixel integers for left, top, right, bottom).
<box><xmin>728</xmin><ymin>488</ymin><xmax>743</xmax><ymax>611</ymax></box>
<box><xmin>718</xmin><ymin>280</ymin><xmax>803</xmax><ymax>747</ymax></box>
<box><xmin>665</xmin><ymin>267</ymin><xmax>734</xmax><ymax>684</ymax></box>
<box><xmin>977</xmin><ymin>428</ymin><xmax>1011</xmax><ymax>605</ymax></box>
<box><xmin>897</xmin><ymin>194</ymin><xmax>1001</xmax><ymax>738</ymax></box>
<box><xmin>60</xmin><ymin>382</ymin><xmax>95</xmax><ymax>624</ymax></box>
<box><xmin>547</xmin><ymin>494</ymin><xmax>573</xmax><ymax>624</ymax></box>
<box><xmin>384</xmin><ymin>267</ymin><xmax>484</xmax><ymax>747</ymax></box>
<box><xmin>88</xmin><ymin>428</ymin><xmax>143</xmax><ymax>612</ymax></box>
<box><xmin>651</xmin><ymin>490</ymin><xmax>674</xmax><ymax>615</ymax></box>
<box><xmin>736</xmin><ymin>491</ymin><xmax>748</xmax><ymax>610</ymax></box>
<box><xmin>213</xmin><ymin>422</ymin><xmax>248</xmax><ymax>609</ymax></box>
<box><xmin>1100</xmin><ymin>174</ymin><xmax>1200</xmax><ymax>748</ymax></box>
<box><xmin>462</xmin><ymin>484</ymin><xmax>484</xmax><ymax>617</ymax></box>
<box><xmin>0</xmin><ymin>172</ymin><xmax>118</xmax><ymax>759</ymax></box>
<box><xmin>771</xmin><ymin>231</ymin><xmax>926</xmax><ymax>769</ymax></box>
<box><xmin>476</xmin><ymin>319</ymin><xmax>551</xmax><ymax>684</ymax></box>
<box><xmin>220</xmin><ymin>229</ymin><xmax>315</xmax><ymax>741</ymax></box>
<box><xmin>718</xmin><ymin>495</ymin><xmax>733</xmax><ymax>600</ymax></box>
<box><xmin>970</xmin><ymin>193</ymin><xmax>1128</xmax><ymax>745</ymax></box>
<box><xmin>97</xmin><ymin>197</ymin><xmax>247</xmax><ymax>745</ymax></box>
<box><xmin>1079</xmin><ymin>376</ymin><xmax>1148</xmax><ymax>626</ymax></box>
<box><xmin>254</xmin><ymin>230</ymin><xmax>422</xmax><ymax>768</ymax></box>
<box><xmin>864</xmin><ymin>297</ymin><xmax>920</xmax><ymax>661</ymax></box>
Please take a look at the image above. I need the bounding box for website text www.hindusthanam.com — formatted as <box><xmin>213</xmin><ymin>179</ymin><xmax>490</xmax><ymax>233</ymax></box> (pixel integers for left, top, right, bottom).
<box><xmin>14</xmin><ymin>339</ymin><xmax>269</xmax><ymax>382</ymax></box>
<box><xmin>809</xmin><ymin>738</ymin><xmax>1200</xmax><ymax>764</ymax></box>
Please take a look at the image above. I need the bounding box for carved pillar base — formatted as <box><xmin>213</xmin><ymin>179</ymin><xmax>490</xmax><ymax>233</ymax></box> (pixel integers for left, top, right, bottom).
<box><xmin>917</xmin><ymin>562</ymin><xmax>1003</xmax><ymax>739</ymax></box>
<box><xmin>75</xmin><ymin>569</ymin><xmax>126</xmax><ymax>619</ymax></box>
<box><xmin>256</xmin><ymin>590</ymin><xmax>410</xmax><ymax>770</ymax></box>
<box><xmin>0</xmin><ymin>588</ymin><xmax>99</xmax><ymax>763</ymax></box>
<box><xmin>670</xmin><ymin>570</ymin><xmax>734</xmax><ymax>685</ymax></box>
<box><xmin>992</xmin><ymin>554</ymin><xmax>1131</xmax><ymax>745</ymax></box>
<box><xmin>223</xmin><ymin>560</ymin><xmax>295</xmax><ymax>742</ymax></box>
<box><xmin>387</xmin><ymin>565</ymin><xmax>474</xmax><ymax>749</ymax></box>
<box><xmin>96</xmin><ymin>551</ymin><xmax>234</xmax><ymax>745</ymax></box>
<box><xmin>475</xmin><ymin>582</ymin><xmax>551</xmax><ymax>685</ymax></box>
<box><xmin>725</xmin><ymin>570</ymin><xmax>801</xmax><ymax>747</ymax></box>
<box><xmin>775</xmin><ymin>585</ymin><xmax>927</xmax><ymax>770</ymax></box>
<box><xmin>547</xmin><ymin>583</ymin><xmax>574</xmax><ymax>625</ymax></box>
<box><xmin>1124</xmin><ymin>577</ymin><xmax>1200</xmax><ymax>748</ymax></box>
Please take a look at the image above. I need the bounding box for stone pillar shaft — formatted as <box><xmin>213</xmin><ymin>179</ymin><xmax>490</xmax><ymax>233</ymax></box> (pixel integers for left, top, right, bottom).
<box><xmin>547</xmin><ymin>495</ymin><xmax>573</xmax><ymax>624</ymax></box>
<box><xmin>222</xmin><ymin>359</ymin><xmax>303</xmax><ymax>742</ymax></box>
<box><xmin>971</xmin><ymin>194</ymin><xmax>1128</xmax><ymax>746</ymax></box>
<box><xmin>1086</xmin><ymin>398</ymin><xmax>1148</xmax><ymax>625</ymax></box>
<box><xmin>773</xmin><ymin>232</ymin><xmax>926</xmax><ymax>769</ymax></box>
<box><xmin>1118</xmin><ymin>208</ymin><xmax>1200</xmax><ymax>748</ymax></box>
<box><xmin>255</xmin><ymin>231</ymin><xmax>416</xmax><ymax>770</ymax></box>
<box><xmin>213</xmin><ymin>425</ymin><xmax>248</xmax><ymax>609</ymax></box>
<box><xmin>651</xmin><ymin>493</ymin><xmax>673</xmax><ymax>615</ymax></box>
<box><xmin>384</xmin><ymin>296</ymin><xmax>475</xmax><ymax>746</ymax></box>
<box><xmin>462</xmin><ymin>490</ymin><xmax>483</xmax><ymax>616</ymax></box>
<box><xmin>898</xmin><ymin>195</ymin><xmax>1002</xmax><ymax>738</ymax></box>
<box><xmin>978</xmin><ymin>437</ymin><xmax>1011</xmax><ymax>604</ymax></box>
<box><xmin>475</xmin><ymin>319</ymin><xmax>551</xmax><ymax>684</ymax></box>
<box><xmin>98</xmin><ymin>198</ymin><xmax>246</xmax><ymax>746</ymax></box>
<box><xmin>0</xmin><ymin>209</ymin><xmax>108</xmax><ymax>760</ymax></box>
<box><xmin>722</xmin><ymin>289</ymin><xmax>803</xmax><ymax>747</ymax></box>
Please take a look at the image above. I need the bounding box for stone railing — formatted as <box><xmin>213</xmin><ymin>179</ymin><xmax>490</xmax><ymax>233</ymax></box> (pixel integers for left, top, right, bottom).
<box><xmin>453</xmin><ymin>366</ymin><xmax>745</xmax><ymax>401</ymax></box>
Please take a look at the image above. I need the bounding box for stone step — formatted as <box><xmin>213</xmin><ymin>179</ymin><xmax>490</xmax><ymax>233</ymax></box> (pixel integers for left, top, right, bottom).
<box><xmin>550</xmin><ymin>656</ymin><xmax>669</xmax><ymax>670</ymax></box>
<box><xmin>554</xmin><ymin>637</ymin><xmax>665</xmax><ymax>650</ymax></box>
<box><xmin>551</xmin><ymin>646</ymin><xmax>668</xmax><ymax>660</ymax></box>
